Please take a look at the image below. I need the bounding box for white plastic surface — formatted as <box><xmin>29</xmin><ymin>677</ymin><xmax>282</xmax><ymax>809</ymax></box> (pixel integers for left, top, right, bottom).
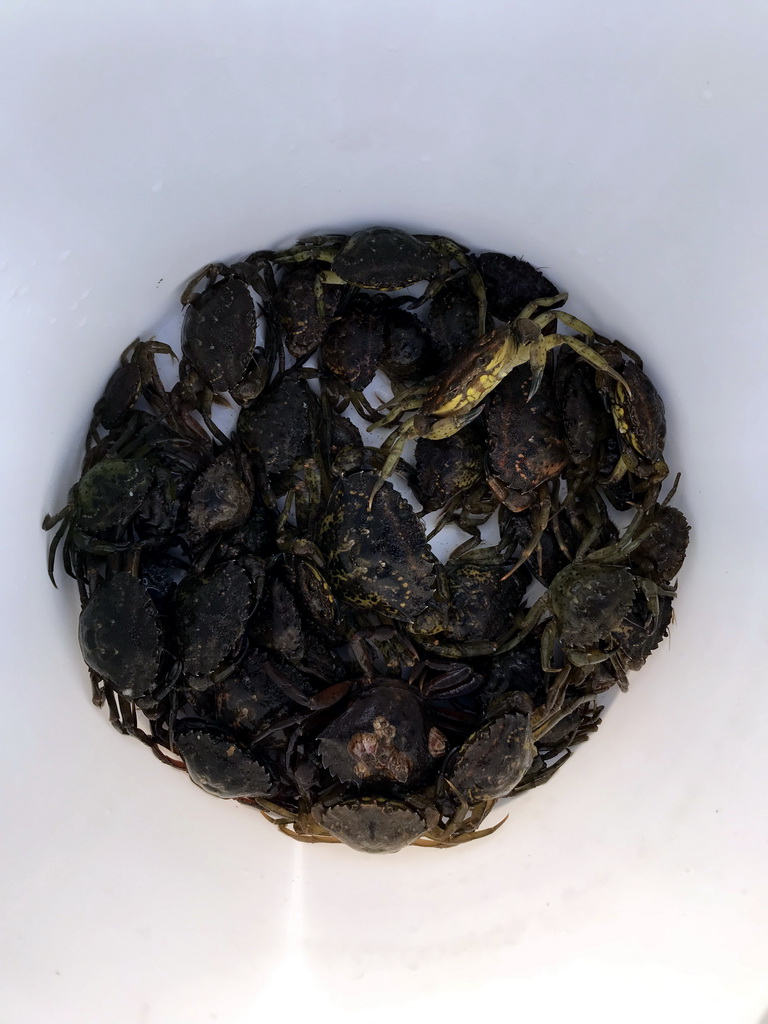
<box><xmin>2</xmin><ymin>3</ymin><xmax>767</xmax><ymax>1023</ymax></box>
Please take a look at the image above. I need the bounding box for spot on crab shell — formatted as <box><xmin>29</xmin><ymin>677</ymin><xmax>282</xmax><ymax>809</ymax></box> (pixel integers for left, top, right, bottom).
<box><xmin>348</xmin><ymin>716</ymin><xmax>413</xmax><ymax>784</ymax></box>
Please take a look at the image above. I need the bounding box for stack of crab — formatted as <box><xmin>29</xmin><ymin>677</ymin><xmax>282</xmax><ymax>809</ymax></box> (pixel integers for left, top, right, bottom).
<box><xmin>44</xmin><ymin>227</ymin><xmax>689</xmax><ymax>853</ymax></box>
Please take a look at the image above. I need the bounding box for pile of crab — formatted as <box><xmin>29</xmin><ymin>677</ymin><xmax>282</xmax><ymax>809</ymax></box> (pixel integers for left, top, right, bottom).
<box><xmin>44</xmin><ymin>227</ymin><xmax>689</xmax><ymax>853</ymax></box>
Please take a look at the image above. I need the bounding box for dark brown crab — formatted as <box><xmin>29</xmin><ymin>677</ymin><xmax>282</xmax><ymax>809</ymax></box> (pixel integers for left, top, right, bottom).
<box><xmin>316</xmin><ymin>471</ymin><xmax>438</xmax><ymax>622</ymax></box>
<box><xmin>180</xmin><ymin>260</ymin><xmax>271</xmax><ymax>394</ymax></box>
<box><xmin>367</xmin><ymin>295</ymin><xmax>626</xmax><ymax>506</ymax></box>
<box><xmin>86</xmin><ymin>337</ymin><xmax>176</xmax><ymax>446</ymax></box>
<box><xmin>78</xmin><ymin>570</ymin><xmax>165</xmax><ymax>702</ymax></box>
<box><xmin>596</xmin><ymin>350</ymin><xmax>669</xmax><ymax>493</ymax></box>
<box><xmin>496</xmin><ymin>505</ymin><xmax>674</xmax><ymax>672</ymax></box>
<box><xmin>408</xmin><ymin>549</ymin><xmax>528</xmax><ymax>659</ymax></box>
<box><xmin>274</xmin><ymin>225</ymin><xmax>487</xmax><ymax>327</ymax></box>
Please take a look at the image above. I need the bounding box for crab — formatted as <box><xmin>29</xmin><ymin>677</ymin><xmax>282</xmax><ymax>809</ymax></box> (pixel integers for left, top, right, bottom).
<box><xmin>408</xmin><ymin>550</ymin><xmax>528</xmax><ymax>658</ymax></box>
<box><xmin>475</xmin><ymin>250</ymin><xmax>561</xmax><ymax>322</ymax></box>
<box><xmin>172</xmin><ymin>560</ymin><xmax>260</xmax><ymax>681</ymax></box>
<box><xmin>555</xmin><ymin>347</ymin><xmax>615</xmax><ymax>469</ymax></box>
<box><xmin>444</xmin><ymin>698</ymin><xmax>536</xmax><ymax>803</ymax></box>
<box><xmin>629</xmin><ymin>503</ymin><xmax>690</xmax><ymax>584</ymax></box>
<box><xmin>274</xmin><ymin>225</ymin><xmax>487</xmax><ymax>328</ymax></box>
<box><xmin>316</xmin><ymin>471</ymin><xmax>438</xmax><ymax>622</ymax></box>
<box><xmin>426</xmin><ymin>270</ymin><xmax>484</xmax><ymax>364</ymax></box>
<box><xmin>380</xmin><ymin>301</ymin><xmax>436</xmax><ymax>383</ymax></box>
<box><xmin>237</xmin><ymin>370</ymin><xmax>318</xmax><ymax>485</ymax></box>
<box><xmin>180</xmin><ymin>261</ymin><xmax>268</xmax><ymax>393</ymax></box>
<box><xmin>411</xmin><ymin>425</ymin><xmax>496</xmax><ymax>553</ymax></box>
<box><xmin>86</xmin><ymin>337</ymin><xmax>176</xmax><ymax>447</ymax></box>
<box><xmin>597</xmin><ymin>353</ymin><xmax>669</xmax><ymax>492</ymax></box>
<box><xmin>412</xmin><ymin>426</ymin><xmax>486</xmax><ymax>515</ymax></box>
<box><xmin>496</xmin><ymin>540</ymin><xmax>672</xmax><ymax>672</ymax></box>
<box><xmin>173</xmin><ymin>720</ymin><xmax>274</xmax><ymax>799</ymax></box>
<box><xmin>78</xmin><ymin>570</ymin><xmax>169</xmax><ymax>731</ymax></box>
<box><xmin>366</xmin><ymin>294</ymin><xmax>626</xmax><ymax>507</ymax></box>
<box><xmin>320</xmin><ymin>293</ymin><xmax>389</xmax><ymax>391</ymax></box>
<box><xmin>183</xmin><ymin>447</ymin><xmax>254</xmax><ymax>546</ymax></box>
<box><xmin>43</xmin><ymin>457</ymin><xmax>159</xmax><ymax>586</ymax></box>
<box><xmin>272</xmin><ymin>261</ymin><xmax>344</xmax><ymax>360</ymax></box>
<box><xmin>262</xmin><ymin>780</ymin><xmax>508</xmax><ymax>851</ymax></box>
<box><xmin>315</xmin><ymin>677</ymin><xmax>454</xmax><ymax>790</ymax></box>
<box><xmin>485</xmin><ymin>359</ymin><xmax>567</xmax><ymax>512</ymax></box>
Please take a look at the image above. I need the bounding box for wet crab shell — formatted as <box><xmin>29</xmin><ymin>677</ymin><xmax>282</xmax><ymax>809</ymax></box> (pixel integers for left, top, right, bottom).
<box><xmin>549</xmin><ymin>563</ymin><xmax>638</xmax><ymax>649</ymax></box>
<box><xmin>184</xmin><ymin>649</ymin><xmax>314</xmax><ymax>738</ymax></box>
<box><xmin>274</xmin><ymin>263</ymin><xmax>343</xmax><ymax>359</ymax></box>
<box><xmin>380</xmin><ymin>304</ymin><xmax>435</xmax><ymax>382</ymax></box>
<box><xmin>630</xmin><ymin>505</ymin><xmax>690</xmax><ymax>584</ymax></box>
<box><xmin>94</xmin><ymin>361</ymin><xmax>143</xmax><ymax>430</ymax></box>
<box><xmin>172</xmin><ymin>561</ymin><xmax>255</xmax><ymax>677</ymax></box>
<box><xmin>481</xmin><ymin>635</ymin><xmax>549</xmax><ymax>710</ymax></box>
<box><xmin>75</xmin><ymin>458</ymin><xmax>156</xmax><ymax>535</ymax></box>
<box><xmin>427</xmin><ymin>273</ymin><xmax>481</xmax><ymax>364</ymax></box>
<box><xmin>320</xmin><ymin>295</ymin><xmax>388</xmax><ymax>391</ymax></box>
<box><xmin>413</xmin><ymin>428</ymin><xmax>485</xmax><ymax>514</ymax></box>
<box><xmin>555</xmin><ymin>351</ymin><xmax>615</xmax><ymax>465</ymax></box>
<box><xmin>609</xmin><ymin>360</ymin><xmax>667</xmax><ymax>468</ymax></box>
<box><xmin>611</xmin><ymin>593</ymin><xmax>675</xmax><ymax>671</ymax></box>
<box><xmin>486</xmin><ymin>363</ymin><xmax>568</xmax><ymax>507</ymax></box>
<box><xmin>329</xmin><ymin>227</ymin><xmax>444</xmax><ymax>290</ymax></box>
<box><xmin>237</xmin><ymin>374</ymin><xmax>315</xmax><ymax>477</ymax></box>
<box><xmin>317</xmin><ymin>471</ymin><xmax>437</xmax><ymax>621</ymax></box>
<box><xmin>182</xmin><ymin>276</ymin><xmax>257</xmax><ymax>392</ymax></box>
<box><xmin>317</xmin><ymin>684</ymin><xmax>439</xmax><ymax>788</ymax></box>
<box><xmin>78</xmin><ymin>572</ymin><xmax>163</xmax><ymax>700</ymax></box>
<box><xmin>440</xmin><ymin>562</ymin><xmax>527</xmax><ymax>645</ymax></box>
<box><xmin>186</xmin><ymin>450</ymin><xmax>253</xmax><ymax>542</ymax></box>
<box><xmin>174</xmin><ymin>722</ymin><xmax>273</xmax><ymax>799</ymax></box>
<box><xmin>476</xmin><ymin>251</ymin><xmax>560</xmax><ymax>322</ymax></box>
<box><xmin>447</xmin><ymin>711</ymin><xmax>536</xmax><ymax>802</ymax></box>
<box><xmin>313</xmin><ymin>796</ymin><xmax>433</xmax><ymax>854</ymax></box>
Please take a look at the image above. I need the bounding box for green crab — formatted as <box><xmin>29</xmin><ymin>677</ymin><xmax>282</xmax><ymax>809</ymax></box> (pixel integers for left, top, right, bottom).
<box><xmin>274</xmin><ymin>225</ymin><xmax>487</xmax><ymax>328</ymax></box>
<box><xmin>367</xmin><ymin>294</ymin><xmax>627</xmax><ymax>507</ymax></box>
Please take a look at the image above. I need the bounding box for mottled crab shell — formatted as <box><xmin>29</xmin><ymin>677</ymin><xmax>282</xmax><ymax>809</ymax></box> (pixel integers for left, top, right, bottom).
<box><xmin>314</xmin><ymin>796</ymin><xmax>431</xmax><ymax>854</ymax></box>
<box><xmin>182</xmin><ymin>276</ymin><xmax>257</xmax><ymax>392</ymax></box>
<box><xmin>630</xmin><ymin>505</ymin><xmax>690</xmax><ymax>584</ymax></box>
<box><xmin>75</xmin><ymin>458</ymin><xmax>155</xmax><ymax>534</ymax></box>
<box><xmin>172</xmin><ymin>562</ymin><xmax>254</xmax><ymax>677</ymax></box>
<box><xmin>321</xmin><ymin>296</ymin><xmax>387</xmax><ymax>390</ymax></box>
<box><xmin>611</xmin><ymin>593</ymin><xmax>675</xmax><ymax>671</ymax></box>
<box><xmin>555</xmin><ymin>352</ymin><xmax>614</xmax><ymax>465</ymax></box>
<box><xmin>209</xmin><ymin>651</ymin><xmax>316</xmax><ymax>736</ymax></box>
<box><xmin>186</xmin><ymin>451</ymin><xmax>253</xmax><ymax>541</ymax></box>
<box><xmin>175</xmin><ymin>723</ymin><xmax>272</xmax><ymax>799</ymax></box>
<box><xmin>549</xmin><ymin>563</ymin><xmax>637</xmax><ymax>649</ymax></box>
<box><xmin>237</xmin><ymin>374</ymin><xmax>315</xmax><ymax>476</ymax></box>
<box><xmin>441</xmin><ymin>562</ymin><xmax>527</xmax><ymax>645</ymax></box>
<box><xmin>330</xmin><ymin>227</ymin><xmax>443</xmax><ymax>290</ymax></box>
<box><xmin>317</xmin><ymin>471</ymin><xmax>437</xmax><ymax>621</ymax></box>
<box><xmin>78</xmin><ymin>572</ymin><xmax>163</xmax><ymax>700</ymax></box>
<box><xmin>274</xmin><ymin>263</ymin><xmax>339</xmax><ymax>359</ymax></box>
<box><xmin>486</xmin><ymin>363</ymin><xmax>568</xmax><ymax>507</ymax></box>
<box><xmin>447</xmin><ymin>711</ymin><xmax>536</xmax><ymax>802</ymax></box>
<box><xmin>413</xmin><ymin>429</ymin><xmax>484</xmax><ymax>513</ymax></box>
<box><xmin>427</xmin><ymin>273</ymin><xmax>480</xmax><ymax>363</ymax></box>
